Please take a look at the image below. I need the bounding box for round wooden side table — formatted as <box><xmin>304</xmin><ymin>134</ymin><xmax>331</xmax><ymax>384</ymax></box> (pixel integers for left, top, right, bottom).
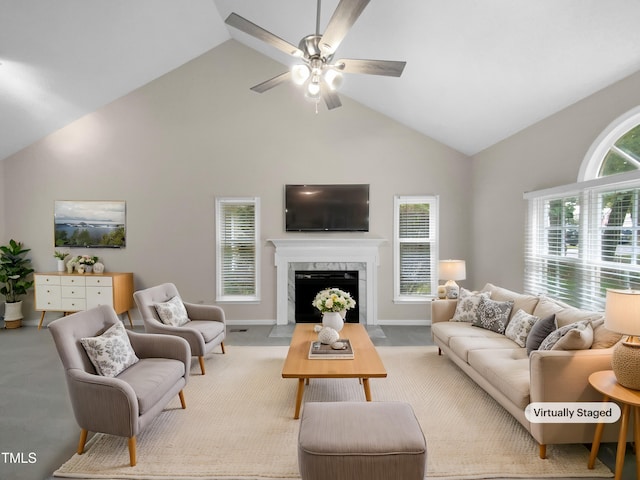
<box><xmin>587</xmin><ymin>370</ymin><xmax>640</xmax><ymax>480</ymax></box>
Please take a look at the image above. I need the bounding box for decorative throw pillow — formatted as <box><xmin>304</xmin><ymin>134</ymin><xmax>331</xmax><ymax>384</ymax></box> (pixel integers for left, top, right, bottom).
<box><xmin>551</xmin><ymin>322</ymin><xmax>594</xmax><ymax>350</ymax></box>
<box><xmin>539</xmin><ymin>320</ymin><xmax>591</xmax><ymax>351</ymax></box>
<box><xmin>591</xmin><ymin>318</ymin><xmax>623</xmax><ymax>349</ymax></box>
<box><xmin>472</xmin><ymin>297</ymin><xmax>514</xmax><ymax>334</ymax></box>
<box><xmin>154</xmin><ymin>295</ymin><xmax>189</xmax><ymax>327</ymax></box>
<box><xmin>80</xmin><ymin>322</ymin><xmax>139</xmax><ymax>377</ymax></box>
<box><xmin>451</xmin><ymin>288</ymin><xmax>491</xmax><ymax>322</ymax></box>
<box><xmin>526</xmin><ymin>314</ymin><xmax>557</xmax><ymax>355</ymax></box>
<box><xmin>504</xmin><ymin>309</ymin><xmax>539</xmax><ymax>347</ymax></box>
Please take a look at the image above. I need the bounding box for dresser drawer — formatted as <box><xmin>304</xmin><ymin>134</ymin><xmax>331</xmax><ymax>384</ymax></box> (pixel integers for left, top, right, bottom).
<box><xmin>61</xmin><ymin>276</ymin><xmax>86</xmax><ymax>287</ymax></box>
<box><xmin>61</xmin><ymin>298</ymin><xmax>86</xmax><ymax>311</ymax></box>
<box><xmin>35</xmin><ymin>285</ymin><xmax>61</xmax><ymax>310</ymax></box>
<box><xmin>86</xmin><ymin>276</ymin><xmax>113</xmax><ymax>287</ymax></box>
<box><xmin>35</xmin><ymin>275</ymin><xmax>61</xmax><ymax>286</ymax></box>
<box><xmin>62</xmin><ymin>286</ymin><xmax>85</xmax><ymax>298</ymax></box>
<box><xmin>86</xmin><ymin>287</ymin><xmax>114</xmax><ymax>309</ymax></box>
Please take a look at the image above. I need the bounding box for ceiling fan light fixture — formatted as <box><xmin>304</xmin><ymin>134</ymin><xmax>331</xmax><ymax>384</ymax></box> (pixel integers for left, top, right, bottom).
<box><xmin>306</xmin><ymin>78</ymin><xmax>321</xmax><ymax>97</ymax></box>
<box><xmin>324</xmin><ymin>68</ymin><xmax>343</xmax><ymax>91</ymax></box>
<box><xmin>292</xmin><ymin>64</ymin><xmax>311</xmax><ymax>85</ymax></box>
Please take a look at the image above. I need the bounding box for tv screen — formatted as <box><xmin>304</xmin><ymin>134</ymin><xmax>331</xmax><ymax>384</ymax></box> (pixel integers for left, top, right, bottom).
<box><xmin>285</xmin><ymin>184</ymin><xmax>370</xmax><ymax>232</ymax></box>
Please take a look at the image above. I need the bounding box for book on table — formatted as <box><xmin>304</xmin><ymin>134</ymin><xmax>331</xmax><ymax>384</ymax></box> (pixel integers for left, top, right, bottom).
<box><xmin>308</xmin><ymin>339</ymin><xmax>354</xmax><ymax>359</ymax></box>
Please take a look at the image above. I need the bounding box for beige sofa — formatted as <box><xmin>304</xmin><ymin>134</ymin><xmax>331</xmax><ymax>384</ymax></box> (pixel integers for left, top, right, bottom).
<box><xmin>431</xmin><ymin>283</ymin><xmax>625</xmax><ymax>459</ymax></box>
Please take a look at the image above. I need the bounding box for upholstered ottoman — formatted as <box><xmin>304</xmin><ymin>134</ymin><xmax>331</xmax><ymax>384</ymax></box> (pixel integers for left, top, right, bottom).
<box><xmin>298</xmin><ymin>401</ymin><xmax>427</xmax><ymax>480</ymax></box>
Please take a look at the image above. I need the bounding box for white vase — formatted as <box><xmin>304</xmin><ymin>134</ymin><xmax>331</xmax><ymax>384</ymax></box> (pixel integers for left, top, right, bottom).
<box><xmin>322</xmin><ymin>312</ymin><xmax>344</xmax><ymax>332</ymax></box>
<box><xmin>57</xmin><ymin>259</ymin><xmax>65</xmax><ymax>272</ymax></box>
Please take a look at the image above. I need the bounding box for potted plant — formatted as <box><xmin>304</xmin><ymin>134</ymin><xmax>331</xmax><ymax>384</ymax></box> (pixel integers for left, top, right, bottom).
<box><xmin>0</xmin><ymin>239</ymin><xmax>35</xmax><ymax>328</ymax></box>
<box><xmin>54</xmin><ymin>250</ymin><xmax>68</xmax><ymax>272</ymax></box>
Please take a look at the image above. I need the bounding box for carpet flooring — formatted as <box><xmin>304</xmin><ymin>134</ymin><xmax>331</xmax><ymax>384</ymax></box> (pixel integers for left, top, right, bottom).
<box><xmin>53</xmin><ymin>346</ymin><xmax>612</xmax><ymax>479</ymax></box>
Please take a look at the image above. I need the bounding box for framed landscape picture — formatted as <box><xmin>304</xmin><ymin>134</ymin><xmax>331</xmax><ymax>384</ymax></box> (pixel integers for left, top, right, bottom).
<box><xmin>54</xmin><ymin>200</ymin><xmax>126</xmax><ymax>248</ymax></box>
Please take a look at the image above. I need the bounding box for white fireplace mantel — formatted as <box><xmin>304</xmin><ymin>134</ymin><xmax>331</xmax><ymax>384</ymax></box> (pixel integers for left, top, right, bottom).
<box><xmin>268</xmin><ymin>238</ymin><xmax>386</xmax><ymax>326</ymax></box>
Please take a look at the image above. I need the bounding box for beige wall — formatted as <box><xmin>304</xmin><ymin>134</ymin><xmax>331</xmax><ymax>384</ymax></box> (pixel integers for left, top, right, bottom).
<box><xmin>2</xmin><ymin>40</ymin><xmax>472</xmax><ymax>324</ymax></box>
<box><xmin>470</xmin><ymin>71</ymin><xmax>640</xmax><ymax>291</ymax></box>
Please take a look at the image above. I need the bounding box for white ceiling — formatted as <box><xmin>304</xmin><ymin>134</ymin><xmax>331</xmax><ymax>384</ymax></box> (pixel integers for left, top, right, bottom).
<box><xmin>2</xmin><ymin>0</ymin><xmax>640</xmax><ymax>162</ymax></box>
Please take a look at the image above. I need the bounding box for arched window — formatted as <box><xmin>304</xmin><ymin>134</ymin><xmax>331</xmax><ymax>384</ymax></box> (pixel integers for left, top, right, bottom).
<box><xmin>525</xmin><ymin>107</ymin><xmax>640</xmax><ymax>310</ymax></box>
<box><xmin>579</xmin><ymin>106</ymin><xmax>640</xmax><ymax>181</ymax></box>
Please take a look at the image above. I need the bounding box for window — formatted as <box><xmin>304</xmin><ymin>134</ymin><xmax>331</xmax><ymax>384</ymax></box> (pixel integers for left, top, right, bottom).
<box><xmin>525</xmin><ymin>108</ymin><xmax>640</xmax><ymax>310</ymax></box>
<box><xmin>215</xmin><ymin>197</ymin><xmax>260</xmax><ymax>302</ymax></box>
<box><xmin>394</xmin><ymin>195</ymin><xmax>438</xmax><ymax>302</ymax></box>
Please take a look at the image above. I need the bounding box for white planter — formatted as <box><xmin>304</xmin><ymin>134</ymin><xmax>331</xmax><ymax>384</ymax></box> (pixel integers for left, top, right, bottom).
<box><xmin>57</xmin><ymin>259</ymin><xmax>65</xmax><ymax>272</ymax></box>
<box><xmin>322</xmin><ymin>312</ymin><xmax>344</xmax><ymax>332</ymax></box>
<box><xmin>4</xmin><ymin>301</ymin><xmax>24</xmax><ymax>327</ymax></box>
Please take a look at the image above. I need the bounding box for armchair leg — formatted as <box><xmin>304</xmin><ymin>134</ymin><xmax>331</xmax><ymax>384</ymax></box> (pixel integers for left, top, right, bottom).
<box><xmin>539</xmin><ymin>444</ymin><xmax>546</xmax><ymax>459</ymax></box>
<box><xmin>77</xmin><ymin>429</ymin><xmax>88</xmax><ymax>455</ymax></box>
<box><xmin>128</xmin><ymin>436</ymin><xmax>137</xmax><ymax>466</ymax></box>
<box><xmin>221</xmin><ymin>341</ymin><xmax>226</xmax><ymax>354</ymax></box>
<box><xmin>179</xmin><ymin>390</ymin><xmax>186</xmax><ymax>409</ymax></box>
<box><xmin>198</xmin><ymin>356</ymin><xmax>206</xmax><ymax>375</ymax></box>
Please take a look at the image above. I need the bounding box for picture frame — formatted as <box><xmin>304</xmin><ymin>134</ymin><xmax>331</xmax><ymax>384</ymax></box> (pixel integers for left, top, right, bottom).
<box><xmin>54</xmin><ymin>200</ymin><xmax>126</xmax><ymax>248</ymax></box>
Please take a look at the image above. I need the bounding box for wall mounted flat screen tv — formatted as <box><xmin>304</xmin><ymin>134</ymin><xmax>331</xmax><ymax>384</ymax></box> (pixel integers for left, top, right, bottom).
<box><xmin>285</xmin><ymin>184</ymin><xmax>370</xmax><ymax>232</ymax></box>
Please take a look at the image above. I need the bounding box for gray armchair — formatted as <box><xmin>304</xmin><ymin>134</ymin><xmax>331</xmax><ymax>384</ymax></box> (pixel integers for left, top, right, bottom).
<box><xmin>48</xmin><ymin>304</ymin><xmax>190</xmax><ymax>467</ymax></box>
<box><xmin>133</xmin><ymin>283</ymin><xmax>226</xmax><ymax>375</ymax></box>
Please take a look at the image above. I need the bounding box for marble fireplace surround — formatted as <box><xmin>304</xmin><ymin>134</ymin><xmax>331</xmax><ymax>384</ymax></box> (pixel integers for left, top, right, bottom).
<box><xmin>268</xmin><ymin>238</ymin><xmax>386</xmax><ymax>326</ymax></box>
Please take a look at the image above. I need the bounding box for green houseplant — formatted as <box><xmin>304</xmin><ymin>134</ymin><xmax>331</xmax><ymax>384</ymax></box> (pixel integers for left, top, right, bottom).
<box><xmin>0</xmin><ymin>239</ymin><xmax>35</xmax><ymax>328</ymax></box>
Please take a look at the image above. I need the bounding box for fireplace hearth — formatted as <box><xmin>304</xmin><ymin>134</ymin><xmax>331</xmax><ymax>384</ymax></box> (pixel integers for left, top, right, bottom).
<box><xmin>294</xmin><ymin>270</ymin><xmax>360</xmax><ymax>323</ymax></box>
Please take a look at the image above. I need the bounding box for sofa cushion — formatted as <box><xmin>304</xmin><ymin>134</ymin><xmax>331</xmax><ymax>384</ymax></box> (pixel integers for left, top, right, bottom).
<box><xmin>532</xmin><ymin>296</ymin><xmax>567</xmax><ymax>320</ymax></box>
<box><xmin>505</xmin><ymin>309</ymin><xmax>539</xmax><ymax>347</ymax></box>
<box><xmin>539</xmin><ymin>320</ymin><xmax>591</xmax><ymax>351</ymax></box>
<box><xmin>591</xmin><ymin>318</ymin><xmax>623</xmax><ymax>349</ymax></box>
<box><xmin>154</xmin><ymin>295</ymin><xmax>189</xmax><ymax>327</ymax></box>
<box><xmin>482</xmin><ymin>283</ymin><xmax>540</xmax><ymax>320</ymax></box>
<box><xmin>472</xmin><ymin>297</ymin><xmax>514</xmax><ymax>334</ymax></box>
<box><xmin>80</xmin><ymin>322</ymin><xmax>139</xmax><ymax>377</ymax></box>
<box><xmin>526</xmin><ymin>314</ymin><xmax>557</xmax><ymax>355</ymax></box>
<box><xmin>432</xmin><ymin>321</ymin><xmax>495</xmax><ymax>348</ymax></box>
<box><xmin>468</xmin><ymin>348</ymin><xmax>531</xmax><ymax>409</ymax></box>
<box><xmin>552</xmin><ymin>322</ymin><xmax>594</xmax><ymax>350</ymax></box>
<box><xmin>451</xmin><ymin>288</ymin><xmax>490</xmax><ymax>322</ymax></box>
<box><xmin>186</xmin><ymin>320</ymin><xmax>225</xmax><ymax>343</ymax></box>
<box><xmin>554</xmin><ymin>307</ymin><xmax>603</xmax><ymax>328</ymax></box>
<box><xmin>449</xmin><ymin>336</ymin><xmax>519</xmax><ymax>363</ymax></box>
<box><xmin>117</xmin><ymin>357</ymin><xmax>185</xmax><ymax>415</ymax></box>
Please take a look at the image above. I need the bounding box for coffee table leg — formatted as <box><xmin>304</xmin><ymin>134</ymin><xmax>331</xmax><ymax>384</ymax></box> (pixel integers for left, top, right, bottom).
<box><xmin>362</xmin><ymin>378</ymin><xmax>372</xmax><ymax>401</ymax></box>
<box><xmin>294</xmin><ymin>378</ymin><xmax>305</xmax><ymax>419</ymax></box>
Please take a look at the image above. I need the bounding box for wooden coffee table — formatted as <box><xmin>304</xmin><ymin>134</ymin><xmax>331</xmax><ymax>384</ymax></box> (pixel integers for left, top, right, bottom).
<box><xmin>281</xmin><ymin>323</ymin><xmax>387</xmax><ymax>419</ymax></box>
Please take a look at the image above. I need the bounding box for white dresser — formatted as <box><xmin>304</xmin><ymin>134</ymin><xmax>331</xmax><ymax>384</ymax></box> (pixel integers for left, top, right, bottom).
<box><xmin>34</xmin><ymin>272</ymin><xmax>134</xmax><ymax>329</ymax></box>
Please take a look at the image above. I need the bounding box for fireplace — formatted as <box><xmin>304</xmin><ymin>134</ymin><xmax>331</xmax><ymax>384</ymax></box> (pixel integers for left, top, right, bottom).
<box><xmin>294</xmin><ymin>270</ymin><xmax>360</xmax><ymax>323</ymax></box>
<box><xmin>268</xmin><ymin>238</ymin><xmax>385</xmax><ymax>326</ymax></box>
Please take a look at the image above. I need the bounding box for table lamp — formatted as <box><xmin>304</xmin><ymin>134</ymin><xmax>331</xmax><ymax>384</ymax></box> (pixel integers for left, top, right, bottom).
<box><xmin>439</xmin><ymin>260</ymin><xmax>466</xmax><ymax>299</ymax></box>
<box><xmin>604</xmin><ymin>289</ymin><xmax>640</xmax><ymax>390</ymax></box>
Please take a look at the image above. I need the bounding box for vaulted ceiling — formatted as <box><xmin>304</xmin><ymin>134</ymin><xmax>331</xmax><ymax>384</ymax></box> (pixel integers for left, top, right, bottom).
<box><xmin>2</xmin><ymin>0</ymin><xmax>640</xmax><ymax>162</ymax></box>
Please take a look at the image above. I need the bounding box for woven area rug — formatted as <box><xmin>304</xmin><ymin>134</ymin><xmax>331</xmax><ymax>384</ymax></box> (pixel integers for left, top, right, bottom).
<box><xmin>54</xmin><ymin>345</ymin><xmax>612</xmax><ymax>479</ymax></box>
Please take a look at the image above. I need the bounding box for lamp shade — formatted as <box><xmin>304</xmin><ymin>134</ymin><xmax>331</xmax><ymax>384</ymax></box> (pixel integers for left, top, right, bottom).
<box><xmin>604</xmin><ymin>289</ymin><xmax>640</xmax><ymax>336</ymax></box>
<box><xmin>439</xmin><ymin>260</ymin><xmax>466</xmax><ymax>281</ymax></box>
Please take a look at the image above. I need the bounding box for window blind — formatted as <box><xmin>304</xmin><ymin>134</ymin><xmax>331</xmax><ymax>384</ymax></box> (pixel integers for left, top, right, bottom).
<box><xmin>525</xmin><ymin>180</ymin><xmax>640</xmax><ymax>311</ymax></box>
<box><xmin>216</xmin><ymin>198</ymin><xmax>260</xmax><ymax>301</ymax></box>
<box><xmin>394</xmin><ymin>196</ymin><xmax>438</xmax><ymax>301</ymax></box>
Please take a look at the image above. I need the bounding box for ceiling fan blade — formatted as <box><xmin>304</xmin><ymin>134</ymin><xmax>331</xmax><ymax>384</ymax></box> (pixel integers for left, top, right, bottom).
<box><xmin>320</xmin><ymin>0</ymin><xmax>370</xmax><ymax>56</ymax></box>
<box><xmin>225</xmin><ymin>13</ymin><xmax>303</xmax><ymax>58</ymax></box>
<box><xmin>321</xmin><ymin>87</ymin><xmax>342</xmax><ymax>110</ymax></box>
<box><xmin>250</xmin><ymin>71</ymin><xmax>292</xmax><ymax>93</ymax></box>
<box><xmin>335</xmin><ymin>58</ymin><xmax>406</xmax><ymax>77</ymax></box>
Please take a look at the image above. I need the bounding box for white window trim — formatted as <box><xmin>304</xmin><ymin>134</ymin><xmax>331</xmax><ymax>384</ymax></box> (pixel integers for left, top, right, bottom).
<box><xmin>215</xmin><ymin>197</ymin><xmax>261</xmax><ymax>303</ymax></box>
<box><xmin>393</xmin><ymin>195</ymin><xmax>439</xmax><ymax>304</ymax></box>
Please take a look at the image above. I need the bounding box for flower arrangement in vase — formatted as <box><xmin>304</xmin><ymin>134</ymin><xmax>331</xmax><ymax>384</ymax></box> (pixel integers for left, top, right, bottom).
<box><xmin>312</xmin><ymin>287</ymin><xmax>356</xmax><ymax>332</ymax></box>
<box><xmin>75</xmin><ymin>255</ymin><xmax>99</xmax><ymax>273</ymax></box>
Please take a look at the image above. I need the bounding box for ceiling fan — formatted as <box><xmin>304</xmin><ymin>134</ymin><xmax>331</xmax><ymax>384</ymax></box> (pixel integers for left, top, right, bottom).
<box><xmin>225</xmin><ymin>0</ymin><xmax>406</xmax><ymax>111</ymax></box>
